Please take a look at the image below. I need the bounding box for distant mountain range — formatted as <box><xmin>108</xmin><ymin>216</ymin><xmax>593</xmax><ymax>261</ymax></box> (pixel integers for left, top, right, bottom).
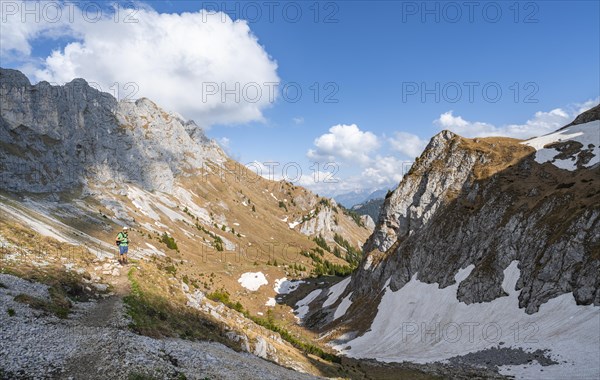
<box><xmin>351</xmin><ymin>198</ymin><xmax>386</xmax><ymax>224</ymax></box>
<box><xmin>334</xmin><ymin>188</ymin><xmax>389</xmax><ymax>208</ymax></box>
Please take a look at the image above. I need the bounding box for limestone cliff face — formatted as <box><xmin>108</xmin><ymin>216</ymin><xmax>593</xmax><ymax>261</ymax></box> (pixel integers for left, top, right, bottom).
<box><xmin>0</xmin><ymin>68</ymin><xmax>225</xmax><ymax>193</ymax></box>
<box><xmin>363</xmin><ymin>129</ymin><xmax>482</xmax><ymax>253</ymax></box>
<box><xmin>307</xmin><ymin>106</ymin><xmax>599</xmax><ymax>333</ymax></box>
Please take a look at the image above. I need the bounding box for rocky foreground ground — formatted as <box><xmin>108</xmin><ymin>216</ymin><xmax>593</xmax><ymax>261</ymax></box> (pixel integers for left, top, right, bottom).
<box><xmin>0</xmin><ymin>273</ymin><xmax>320</xmax><ymax>380</ymax></box>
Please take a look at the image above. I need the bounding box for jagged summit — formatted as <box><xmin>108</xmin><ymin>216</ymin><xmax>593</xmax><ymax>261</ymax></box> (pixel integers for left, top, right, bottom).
<box><xmin>0</xmin><ymin>67</ymin><xmax>225</xmax><ymax>193</ymax></box>
<box><xmin>0</xmin><ymin>68</ymin><xmax>31</xmax><ymax>86</ymax></box>
<box><xmin>565</xmin><ymin>103</ymin><xmax>600</xmax><ymax>128</ymax></box>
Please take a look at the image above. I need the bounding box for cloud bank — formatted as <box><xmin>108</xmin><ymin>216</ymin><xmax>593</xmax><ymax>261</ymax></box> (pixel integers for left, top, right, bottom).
<box><xmin>1</xmin><ymin>1</ymin><xmax>279</xmax><ymax>127</ymax></box>
<box><xmin>434</xmin><ymin>99</ymin><xmax>598</xmax><ymax>139</ymax></box>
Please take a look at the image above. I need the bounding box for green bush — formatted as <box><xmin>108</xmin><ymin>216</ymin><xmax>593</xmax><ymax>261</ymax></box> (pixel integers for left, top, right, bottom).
<box><xmin>333</xmin><ymin>233</ymin><xmax>362</xmax><ymax>267</ymax></box>
<box><xmin>160</xmin><ymin>233</ymin><xmax>178</xmax><ymax>251</ymax></box>
<box><xmin>313</xmin><ymin>235</ymin><xmax>331</xmax><ymax>252</ymax></box>
<box><xmin>301</xmin><ymin>250</ymin><xmax>354</xmax><ymax>277</ymax></box>
<box><xmin>341</xmin><ymin>207</ymin><xmax>365</xmax><ymax>227</ymax></box>
<box><xmin>213</xmin><ymin>236</ymin><xmax>224</xmax><ymax>251</ymax></box>
<box><xmin>164</xmin><ymin>265</ymin><xmax>177</xmax><ymax>276</ymax></box>
<box><xmin>207</xmin><ymin>289</ymin><xmax>231</xmax><ymax>304</ymax></box>
<box><xmin>318</xmin><ymin>198</ymin><xmax>331</xmax><ymax>208</ymax></box>
<box><xmin>312</xmin><ymin>260</ymin><xmax>353</xmax><ymax>277</ymax></box>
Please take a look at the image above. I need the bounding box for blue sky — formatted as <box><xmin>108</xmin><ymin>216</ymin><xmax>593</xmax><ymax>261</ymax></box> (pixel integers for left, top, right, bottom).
<box><xmin>1</xmin><ymin>0</ymin><xmax>599</xmax><ymax>197</ymax></box>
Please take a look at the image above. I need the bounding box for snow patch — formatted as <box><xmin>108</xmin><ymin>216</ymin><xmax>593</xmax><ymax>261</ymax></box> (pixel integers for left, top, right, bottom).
<box><xmin>323</xmin><ymin>277</ymin><xmax>351</xmax><ymax>307</ymax></box>
<box><xmin>154</xmin><ymin>221</ymin><xmax>169</xmax><ymax>230</ymax></box>
<box><xmin>523</xmin><ymin>120</ymin><xmax>600</xmax><ymax>171</ymax></box>
<box><xmin>141</xmin><ymin>222</ymin><xmax>159</xmax><ymax>234</ymax></box>
<box><xmin>274</xmin><ymin>278</ymin><xmax>305</xmax><ymax>295</ymax></box>
<box><xmin>363</xmin><ymin>255</ymin><xmax>374</xmax><ymax>270</ymax></box>
<box><xmin>143</xmin><ymin>243</ymin><xmax>165</xmax><ymax>256</ymax></box>
<box><xmin>333</xmin><ymin>292</ymin><xmax>353</xmax><ymax>320</ymax></box>
<box><xmin>153</xmin><ymin>202</ymin><xmax>186</xmax><ymax>222</ymax></box>
<box><xmin>219</xmin><ymin>235</ymin><xmax>236</xmax><ymax>251</ymax></box>
<box><xmin>265</xmin><ymin>298</ymin><xmax>276</xmax><ymax>307</ymax></box>
<box><xmin>294</xmin><ymin>289</ymin><xmax>322</xmax><ymax>321</ymax></box>
<box><xmin>238</xmin><ymin>272</ymin><xmax>268</xmax><ymax>291</ymax></box>
<box><xmin>172</xmin><ymin>187</ymin><xmax>212</xmax><ymax>223</ymax></box>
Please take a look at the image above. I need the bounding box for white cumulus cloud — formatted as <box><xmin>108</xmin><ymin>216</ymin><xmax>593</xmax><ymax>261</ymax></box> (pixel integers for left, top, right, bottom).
<box><xmin>388</xmin><ymin>132</ymin><xmax>428</xmax><ymax>158</ymax></box>
<box><xmin>359</xmin><ymin>155</ymin><xmax>408</xmax><ymax>187</ymax></box>
<box><xmin>307</xmin><ymin>124</ymin><xmax>379</xmax><ymax>164</ymax></box>
<box><xmin>575</xmin><ymin>97</ymin><xmax>600</xmax><ymax>115</ymax></box>
<box><xmin>0</xmin><ymin>1</ymin><xmax>279</xmax><ymax>128</ymax></box>
<box><xmin>435</xmin><ymin>111</ymin><xmax>498</xmax><ymax>137</ymax></box>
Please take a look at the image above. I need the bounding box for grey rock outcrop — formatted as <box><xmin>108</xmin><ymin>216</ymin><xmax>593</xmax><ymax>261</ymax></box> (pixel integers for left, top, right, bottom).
<box><xmin>564</xmin><ymin>103</ymin><xmax>600</xmax><ymax>128</ymax></box>
<box><xmin>363</xmin><ymin>129</ymin><xmax>480</xmax><ymax>253</ymax></box>
<box><xmin>0</xmin><ymin>68</ymin><xmax>226</xmax><ymax>194</ymax></box>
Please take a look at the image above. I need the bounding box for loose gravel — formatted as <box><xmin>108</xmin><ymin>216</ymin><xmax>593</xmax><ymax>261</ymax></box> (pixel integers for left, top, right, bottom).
<box><xmin>0</xmin><ymin>274</ymin><xmax>320</xmax><ymax>380</ymax></box>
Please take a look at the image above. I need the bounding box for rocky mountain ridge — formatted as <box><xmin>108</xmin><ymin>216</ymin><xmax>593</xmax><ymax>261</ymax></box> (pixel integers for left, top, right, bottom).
<box><xmin>357</xmin><ymin>108</ymin><xmax>599</xmax><ymax>313</ymax></box>
<box><xmin>0</xmin><ymin>68</ymin><xmax>225</xmax><ymax>194</ymax></box>
<box><xmin>303</xmin><ymin>105</ymin><xmax>600</xmax><ymax>379</ymax></box>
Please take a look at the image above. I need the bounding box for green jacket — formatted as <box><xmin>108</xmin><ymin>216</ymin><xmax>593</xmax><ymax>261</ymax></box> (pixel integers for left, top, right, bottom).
<box><xmin>117</xmin><ymin>232</ymin><xmax>129</xmax><ymax>247</ymax></box>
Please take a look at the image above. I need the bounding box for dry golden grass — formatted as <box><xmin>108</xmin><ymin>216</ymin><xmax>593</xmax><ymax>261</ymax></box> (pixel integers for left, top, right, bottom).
<box><xmin>0</xmin><ymin>220</ymin><xmax>109</xmax><ymax>318</ymax></box>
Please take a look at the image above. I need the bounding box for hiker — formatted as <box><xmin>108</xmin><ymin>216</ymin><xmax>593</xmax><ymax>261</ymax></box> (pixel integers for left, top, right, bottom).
<box><xmin>116</xmin><ymin>226</ymin><xmax>130</xmax><ymax>264</ymax></box>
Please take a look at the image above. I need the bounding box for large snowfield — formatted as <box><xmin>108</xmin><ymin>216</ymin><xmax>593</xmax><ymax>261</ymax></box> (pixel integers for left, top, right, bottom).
<box><xmin>334</xmin><ymin>262</ymin><xmax>600</xmax><ymax>379</ymax></box>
